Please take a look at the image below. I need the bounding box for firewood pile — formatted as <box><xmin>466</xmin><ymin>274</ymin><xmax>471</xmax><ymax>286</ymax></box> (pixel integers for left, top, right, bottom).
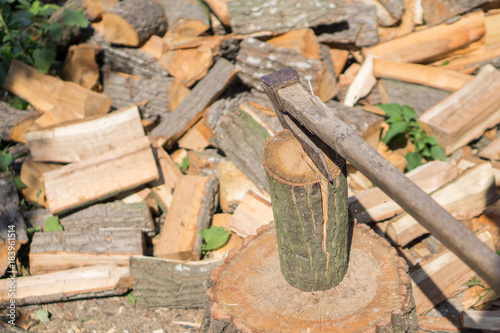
<box><xmin>1</xmin><ymin>0</ymin><xmax>500</xmax><ymax>331</ymax></box>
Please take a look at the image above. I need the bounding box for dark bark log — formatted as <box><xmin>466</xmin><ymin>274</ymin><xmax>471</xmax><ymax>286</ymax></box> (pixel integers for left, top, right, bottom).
<box><xmin>0</xmin><ymin>101</ymin><xmax>32</xmax><ymax>142</ymax></box>
<box><xmin>161</xmin><ymin>0</ymin><xmax>211</xmax><ymax>27</ymax></box>
<box><xmin>422</xmin><ymin>0</ymin><xmax>487</xmax><ymax>26</ymax></box>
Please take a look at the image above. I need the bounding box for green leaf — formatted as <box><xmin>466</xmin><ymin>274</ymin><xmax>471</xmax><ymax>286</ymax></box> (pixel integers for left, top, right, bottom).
<box><xmin>13</xmin><ymin>176</ymin><xmax>26</xmax><ymax>188</ymax></box>
<box><xmin>430</xmin><ymin>144</ymin><xmax>447</xmax><ymax>161</ymax></box>
<box><xmin>9</xmin><ymin>10</ymin><xmax>32</xmax><ymax>26</ymax></box>
<box><xmin>385</xmin><ymin>115</ymin><xmax>403</xmax><ymax>124</ymax></box>
<box><xmin>401</xmin><ymin>105</ymin><xmax>417</xmax><ymax>120</ymax></box>
<box><xmin>199</xmin><ymin>226</ymin><xmax>230</xmax><ymax>251</ymax></box>
<box><xmin>382</xmin><ymin>121</ymin><xmax>408</xmax><ymax>144</ymax></box>
<box><xmin>127</xmin><ymin>291</ymin><xmax>137</xmax><ymax>306</ymax></box>
<box><xmin>29</xmin><ymin>0</ymin><xmax>41</xmax><ymax>15</ymax></box>
<box><xmin>63</xmin><ymin>8</ymin><xmax>88</xmax><ymax>28</ymax></box>
<box><xmin>26</xmin><ymin>225</ymin><xmax>42</xmax><ymax>236</ymax></box>
<box><xmin>33</xmin><ymin>48</ymin><xmax>55</xmax><ymax>73</ymax></box>
<box><xmin>35</xmin><ymin>309</ymin><xmax>50</xmax><ymax>322</ymax></box>
<box><xmin>175</xmin><ymin>156</ymin><xmax>190</xmax><ymax>173</ymax></box>
<box><xmin>378</xmin><ymin>103</ymin><xmax>402</xmax><ymax>118</ymax></box>
<box><xmin>466</xmin><ymin>276</ymin><xmax>485</xmax><ymax>288</ymax></box>
<box><xmin>44</xmin><ymin>216</ymin><xmax>63</xmax><ymax>232</ymax></box>
<box><xmin>0</xmin><ymin>151</ymin><xmax>13</xmax><ymax>170</ymax></box>
<box><xmin>45</xmin><ymin>22</ymin><xmax>61</xmax><ymax>41</ymax></box>
<box><xmin>405</xmin><ymin>151</ymin><xmax>423</xmax><ymax>171</ymax></box>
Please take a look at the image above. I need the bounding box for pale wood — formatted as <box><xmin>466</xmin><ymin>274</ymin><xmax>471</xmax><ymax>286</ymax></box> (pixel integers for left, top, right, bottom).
<box><xmin>150</xmin><ymin>143</ymin><xmax>182</xmax><ymax>211</ymax></box>
<box><xmin>329</xmin><ymin>48</ymin><xmax>350</xmax><ymax>78</ymax></box>
<box><xmin>167</xmin><ymin>78</ymin><xmax>190</xmax><ymax>112</ymax></box>
<box><xmin>193</xmin><ymin>174</ymin><xmax>219</xmax><ymax>260</ymax></box>
<box><xmin>154</xmin><ymin>175</ymin><xmax>210</xmax><ymax>259</ymax></box>
<box><xmin>203</xmin><ymin>0</ymin><xmax>230</xmax><ymax>25</ymax></box>
<box><xmin>217</xmin><ymin>161</ymin><xmax>262</xmax><ymax>213</ymax></box>
<box><xmin>83</xmin><ymin>0</ymin><xmax>119</xmax><ymax>20</ymax></box>
<box><xmin>0</xmin><ymin>263</ymin><xmax>131</xmax><ymax>307</ymax></box>
<box><xmin>4</xmin><ymin>60</ymin><xmax>111</xmax><ymax>126</ymax></box>
<box><xmin>419</xmin><ymin>65</ymin><xmax>500</xmax><ymax>155</ymax></box>
<box><xmin>227</xmin><ymin>191</ymin><xmax>273</xmax><ymax>238</ymax></box>
<box><xmin>363</xmin><ymin>11</ymin><xmax>485</xmax><ymax>63</ymax></box>
<box><xmin>43</xmin><ymin>136</ymin><xmax>159</xmax><ymax>214</ymax></box>
<box><xmin>350</xmin><ymin>161</ymin><xmax>457</xmax><ymax>223</ymax></box>
<box><xmin>7</xmin><ymin>111</ymin><xmax>43</xmax><ymax>143</ymax></box>
<box><xmin>373</xmin><ymin>58</ymin><xmax>474</xmax><ymax>91</ymax></box>
<box><xmin>178</xmin><ymin>118</ymin><xmax>212</xmax><ymax>151</ymax></box>
<box><xmin>0</xmin><ymin>101</ymin><xmax>32</xmax><ymax>142</ymax></box>
<box><xmin>461</xmin><ymin>283</ymin><xmax>499</xmax><ymax>310</ymax></box>
<box><xmin>267</xmin><ymin>29</ymin><xmax>321</xmax><ymax>60</ymax></box>
<box><xmin>209</xmin><ymin>214</ymin><xmax>243</xmax><ymax>259</ymax></box>
<box><xmin>19</xmin><ymin>157</ymin><xmax>61</xmax><ymax>207</ymax></box>
<box><xmin>479</xmin><ymin>137</ymin><xmax>500</xmax><ymax>160</ymax></box>
<box><xmin>29</xmin><ymin>229</ymin><xmax>144</xmax><ymax>274</ymax></box>
<box><xmin>386</xmin><ymin>162</ymin><xmax>499</xmax><ymax>246</ymax></box>
<box><xmin>61</xmin><ymin>44</ymin><xmax>99</xmax><ymax>89</ymax></box>
<box><xmin>478</xmin><ymin>200</ymin><xmax>500</xmax><ymax>245</ymax></box>
<box><xmin>344</xmin><ymin>54</ymin><xmax>377</xmax><ymax>106</ymax></box>
<box><xmin>410</xmin><ymin>229</ymin><xmax>494</xmax><ymax>314</ymax></box>
<box><xmin>201</xmin><ymin>223</ymin><xmax>417</xmax><ymax>332</ymax></box>
<box><xmin>417</xmin><ymin>316</ymin><xmax>462</xmax><ymax>332</ymax></box>
<box><xmin>26</xmin><ymin>106</ymin><xmax>144</xmax><ymax>163</ymax></box>
<box><xmin>159</xmin><ymin>47</ymin><xmax>214</xmax><ymax>88</ymax></box>
<box><xmin>139</xmin><ymin>35</ymin><xmax>163</xmax><ymax>60</ymax></box>
<box><xmin>461</xmin><ymin>310</ymin><xmax>500</xmax><ymax>330</ymax></box>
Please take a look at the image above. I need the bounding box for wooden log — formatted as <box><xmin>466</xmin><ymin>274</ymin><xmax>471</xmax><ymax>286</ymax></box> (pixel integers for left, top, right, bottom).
<box><xmin>317</xmin><ymin>4</ymin><xmax>379</xmax><ymax>47</ymax></box>
<box><xmin>344</xmin><ymin>54</ymin><xmax>377</xmax><ymax>106</ymax></box>
<box><xmin>373</xmin><ymin>58</ymin><xmax>474</xmax><ymax>92</ymax></box>
<box><xmin>154</xmin><ymin>175</ymin><xmax>213</xmax><ymax>260</ymax></box>
<box><xmin>130</xmin><ymin>255</ymin><xmax>223</xmax><ymax>308</ymax></box>
<box><xmin>29</xmin><ymin>229</ymin><xmax>144</xmax><ymax>274</ymax></box>
<box><xmin>203</xmin><ymin>0</ymin><xmax>230</xmax><ymax>26</ymax></box>
<box><xmin>102</xmin><ymin>72</ymin><xmax>172</xmax><ymax>122</ymax></box>
<box><xmin>378</xmin><ymin>0</ymin><xmax>417</xmax><ymax>42</ymax></box>
<box><xmin>417</xmin><ymin>316</ymin><xmax>462</xmax><ymax>332</ymax></box>
<box><xmin>210</xmin><ymin>105</ymin><xmax>273</xmax><ymax>193</ymax></box>
<box><xmin>236</xmin><ymin>36</ymin><xmax>336</xmax><ymax>102</ymax></box>
<box><xmin>19</xmin><ymin>157</ymin><xmax>61</xmax><ymax>207</ymax></box>
<box><xmin>140</xmin><ymin>35</ymin><xmax>163</xmax><ymax>60</ymax></box>
<box><xmin>102</xmin><ymin>0</ymin><xmax>167</xmax><ymax>46</ymax></box>
<box><xmin>8</xmin><ymin>111</ymin><xmax>44</xmax><ymax>144</ymax></box>
<box><xmin>0</xmin><ymin>101</ymin><xmax>32</xmax><ymax>142</ymax></box>
<box><xmin>329</xmin><ymin>48</ymin><xmax>350</xmax><ymax>78</ymax></box>
<box><xmin>411</xmin><ymin>229</ymin><xmax>494</xmax><ymax>314</ymax></box>
<box><xmin>479</xmin><ymin>137</ymin><xmax>500</xmax><ymax>160</ymax></box>
<box><xmin>162</xmin><ymin>0</ymin><xmax>211</xmax><ymax>28</ymax></box>
<box><xmin>150</xmin><ymin>143</ymin><xmax>182</xmax><ymax>211</ymax></box>
<box><xmin>178</xmin><ymin>118</ymin><xmax>212</xmax><ymax>151</ymax></box>
<box><xmin>349</xmin><ymin>161</ymin><xmax>457</xmax><ymax>224</ymax></box>
<box><xmin>386</xmin><ymin>162</ymin><xmax>499</xmax><ymax>247</ymax></box>
<box><xmin>3</xmin><ymin>60</ymin><xmax>111</xmax><ymax>127</ymax></box>
<box><xmin>0</xmin><ymin>177</ymin><xmax>28</xmax><ymax>277</ymax></box>
<box><xmin>167</xmin><ymin>78</ymin><xmax>191</xmax><ymax>112</ymax></box>
<box><xmin>227</xmin><ymin>190</ymin><xmax>273</xmax><ymax>238</ymax></box>
<box><xmin>461</xmin><ymin>282</ymin><xmax>499</xmax><ymax>310</ymax></box>
<box><xmin>43</xmin><ymin>136</ymin><xmax>159</xmax><ymax>214</ymax></box>
<box><xmin>151</xmin><ymin>58</ymin><xmax>237</xmax><ymax>149</ymax></box>
<box><xmin>363</xmin><ymin>11</ymin><xmax>485</xmax><ymax>63</ymax></box>
<box><xmin>227</xmin><ymin>0</ymin><xmax>346</xmax><ymax>35</ymax></box>
<box><xmin>61</xmin><ymin>44</ymin><xmax>99</xmax><ymax>90</ymax></box>
<box><xmin>193</xmin><ymin>173</ymin><xmax>219</xmax><ymax>260</ymax></box>
<box><xmin>159</xmin><ymin>47</ymin><xmax>214</xmax><ymax>88</ymax></box>
<box><xmin>419</xmin><ymin>65</ymin><xmax>500</xmax><ymax>155</ymax></box>
<box><xmin>201</xmin><ymin>223</ymin><xmax>417</xmax><ymax>332</ymax></box>
<box><xmin>461</xmin><ymin>310</ymin><xmax>500</xmax><ymax>331</ymax></box>
<box><xmin>26</xmin><ymin>106</ymin><xmax>144</xmax><ymax>163</ymax></box>
<box><xmin>83</xmin><ymin>0</ymin><xmax>119</xmax><ymax>20</ymax></box>
<box><xmin>422</xmin><ymin>0</ymin><xmax>488</xmax><ymax>26</ymax></box>
<box><xmin>0</xmin><ymin>263</ymin><xmax>131</xmax><ymax>307</ymax></box>
<box><xmin>263</xmin><ymin>129</ymin><xmax>349</xmax><ymax>291</ymax></box>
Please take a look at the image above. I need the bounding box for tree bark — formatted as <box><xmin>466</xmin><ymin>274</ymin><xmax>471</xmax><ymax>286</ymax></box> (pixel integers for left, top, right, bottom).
<box><xmin>0</xmin><ymin>101</ymin><xmax>32</xmax><ymax>142</ymax></box>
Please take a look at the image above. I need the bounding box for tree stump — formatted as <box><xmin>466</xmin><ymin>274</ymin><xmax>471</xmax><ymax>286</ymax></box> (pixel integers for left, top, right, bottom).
<box><xmin>201</xmin><ymin>223</ymin><xmax>417</xmax><ymax>332</ymax></box>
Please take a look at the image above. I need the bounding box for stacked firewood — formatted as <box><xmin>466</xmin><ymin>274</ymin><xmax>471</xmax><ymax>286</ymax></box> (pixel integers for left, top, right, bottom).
<box><xmin>1</xmin><ymin>0</ymin><xmax>500</xmax><ymax>330</ymax></box>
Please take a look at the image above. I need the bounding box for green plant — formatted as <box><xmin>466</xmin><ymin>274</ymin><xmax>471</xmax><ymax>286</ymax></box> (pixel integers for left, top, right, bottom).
<box><xmin>379</xmin><ymin>103</ymin><xmax>447</xmax><ymax>171</ymax></box>
<box><xmin>0</xmin><ymin>0</ymin><xmax>88</xmax><ymax>83</ymax></box>
<box><xmin>44</xmin><ymin>216</ymin><xmax>63</xmax><ymax>232</ymax></box>
<box><xmin>0</xmin><ymin>138</ymin><xmax>26</xmax><ymax>188</ymax></box>
<box><xmin>175</xmin><ymin>155</ymin><xmax>190</xmax><ymax>174</ymax></box>
<box><xmin>199</xmin><ymin>226</ymin><xmax>230</xmax><ymax>252</ymax></box>
<box><xmin>127</xmin><ymin>291</ymin><xmax>137</xmax><ymax>306</ymax></box>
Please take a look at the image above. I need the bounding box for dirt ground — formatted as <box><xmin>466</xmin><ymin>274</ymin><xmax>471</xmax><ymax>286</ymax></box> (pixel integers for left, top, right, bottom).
<box><xmin>2</xmin><ymin>296</ymin><xmax>204</xmax><ymax>333</ymax></box>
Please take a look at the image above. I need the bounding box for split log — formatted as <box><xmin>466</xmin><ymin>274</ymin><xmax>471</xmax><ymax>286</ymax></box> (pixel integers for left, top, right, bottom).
<box><xmin>140</xmin><ymin>35</ymin><xmax>163</xmax><ymax>59</ymax></box>
<box><xmin>203</xmin><ymin>0</ymin><xmax>230</xmax><ymax>26</ymax></box>
<box><xmin>167</xmin><ymin>78</ymin><xmax>191</xmax><ymax>111</ymax></box>
<box><xmin>344</xmin><ymin>54</ymin><xmax>377</xmax><ymax>106</ymax></box>
<box><xmin>3</xmin><ymin>60</ymin><xmax>111</xmax><ymax>127</ymax></box>
<box><xmin>119</xmin><ymin>187</ymin><xmax>160</xmax><ymax>215</ymax></box>
<box><xmin>153</xmin><ymin>175</ymin><xmax>215</xmax><ymax>260</ymax></box>
<box><xmin>461</xmin><ymin>310</ymin><xmax>500</xmax><ymax>331</ymax></box>
<box><xmin>0</xmin><ymin>263</ymin><xmax>131</xmax><ymax>307</ymax></box>
<box><xmin>150</xmin><ymin>143</ymin><xmax>182</xmax><ymax>211</ymax></box>
<box><xmin>210</xmin><ymin>105</ymin><xmax>273</xmax><ymax>192</ymax></box>
<box><xmin>354</xmin><ymin>0</ymin><xmax>398</xmax><ymax>27</ymax></box>
<box><xmin>43</xmin><ymin>136</ymin><xmax>159</xmax><ymax>214</ymax></box>
<box><xmin>7</xmin><ymin>112</ymin><xmax>44</xmax><ymax>144</ymax></box>
<box><xmin>373</xmin><ymin>58</ymin><xmax>474</xmax><ymax>92</ymax></box>
<box><xmin>461</xmin><ymin>282</ymin><xmax>499</xmax><ymax>310</ymax></box>
<box><xmin>83</xmin><ymin>0</ymin><xmax>119</xmax><ymax>20</ymax></box>
<box><xmin>317</xmin><ymin>4</ymin><xmax>379</xmax><ymax>47</ymax></box>
<box><xmin>226</xmin><ymin>0</ymin><xmax>346</xmax><ymax>35</ymax></box>
<box><xmin>26</xmin><ymin>106</ymin><xmax>144</xmax><ymax>163</ymax></box>
<box><xmin>102</xmin><ymin>71</ymin><xmax>173</xmax><ymax>122</ymax></box>
<box><xmin>236</xmin><ymin>36</ymin><xmax>336</xmax><ymax>102</ymax></box>
<box><xmin>29</xmin><ymin>229</ymin><xmax>144</xmax><ymax>274</ymax></box>
<box><xmin>479</xmin><ymin>136</ymin><xmax>500</xmax><ymax>160</ymax></box>
<box><xmin>161</xmin><ymin>0</ymin><xmax>211</xmax><ymax>28</ymax></box>
<box><xmin>0</xmin><ymin>101</ymin><xmax>32</xmax><ymax>142</ymax></box>
<box><xmin>201</xmin><ymin>223</ymin><xmax>417</xmax><ymax>332</ymax></box>
<box><xmin>329</xmin><ymin>48</ymin><xmax>350</xmax><ymax>78</ymax></box>
<box><xmin>130</xmin><ymin>255</ymin><xmax>223</xmax><ymax>308</ymax></box>
<box><xmin>209</xmin><ymin>214</ymin><xmax>243</xmax><ymax>259</ymax></box>
<box><xmin>378</xmin><ymin>0</ymin><xmax>417</xmax><ymax>41</ymax></box>
<box><xmin>61</xmin><ymin>44</ymin><xmax>99</xmax><ymax>89</ymax></box>
<box><xmin>151</xmin><ymin>58</ymin><xmax>237</xmax><ymax>149</ymax></box>
<box><xmin>411</xmin><ymin>229</ymin><xmax>494</xmax><ymax>314</ymax></box>
<box><xmin>0</xmin><ymin>177</ymin><xmax>28</xmax><ymax>277</ymax></box>
<box><xmin>159</xmin><ymin>47</ymin><xmax>214</xmax><ymax>88</ymax></box>
<box><xmin>178</xmin><ymin>118</ymin><xmax>212</xmax><ymax>151</ymax></box>
<box><xmin>417</xmin><ymin>316</ymin><xmax>462</xmax><ymax>332</ymax></box>
<box><xmin>19</xmin><ymin>157</ymin><xmax>61</xmax><ymax>207</ymax></box>
<box><xmin>227</xmin><ymin>190</ymin><xmax>273</xmax><ymax>238</ymax></box>
<box><xmin>386</xmin><ymin>162</ymin><xmax>499</xmax><ymax>247</ymax></box>
<box><xmin>263</xmin><ymin>129</ymin><xmax>349</xmax><ymax>291</ymax></box>
<box><xmin>217</xmin><ymin>161</ymin><xmax>262</xmax><ymax>213</ymax></box>
<box><xmin>419</xmin><ymin>65</ymin><xmax>500</xmax><ymax>155</ymax></box>
<box><xmin>363</xmin><ymin>11</ymin><xmax>485</xmax><ymax>63</ymax></box>
<box><xmin>422</xmin><ymin>0</ymin><xmax>488</xmax><ymax>26</ymax></box>
<box><xmin>102</xmin><ymin>0</ymin><xmax>167</xmax><ymax>46</ymax></box>
<box><xmin>349</xmin><ymin>161</ymin><xmax>457</xmax><ymax>224</ymax></box>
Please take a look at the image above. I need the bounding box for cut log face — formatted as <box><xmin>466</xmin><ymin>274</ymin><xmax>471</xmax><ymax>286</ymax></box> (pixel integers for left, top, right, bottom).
<box><xmin>264</xmin><ymin>129</ymin><xmax>350</xmax><ymax>291</ymax></box>
<box><xmin>61</xmin><ymin>44</ymin><xmax>99</xmax><ymax>89</ymax></box>
<box><xmin>201</xmin><ymin>224</ymin><xmax>417</xmax><ymax>332</ymax></box>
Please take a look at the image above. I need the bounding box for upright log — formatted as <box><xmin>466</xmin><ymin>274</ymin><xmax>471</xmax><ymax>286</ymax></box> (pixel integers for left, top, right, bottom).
<box><xmin>263</xmin><ymin>129</ymin><xmax>349</xmax><ymax>291</ymax></box>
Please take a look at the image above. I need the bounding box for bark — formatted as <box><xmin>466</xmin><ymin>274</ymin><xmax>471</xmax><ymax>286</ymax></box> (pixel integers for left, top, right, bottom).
<box><xmin>0</xmin><ymin>101</ymin><xmax>32</xmax><ymax>142</ymax></box>
<box><xmin>161</xmin><ymin>0</ymin><xmax>211</xmax><ymax>27</ymax></box>
<box><xmin>422</xmin><ymin>0</ymin><xmax>487</xmax><ymax>26</ymax></box>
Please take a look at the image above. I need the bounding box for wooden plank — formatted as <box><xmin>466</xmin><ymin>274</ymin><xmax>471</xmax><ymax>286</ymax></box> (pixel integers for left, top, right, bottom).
<box><xmin>419</xmin><ymin>65</ymin><xmax>500</xmax><ymax>155</ymax></box>
<box><xmin>363</xmin><ymin>11</ymin><xmax>485</xmax><ymax>63</ymax></box>
<box><xmin>227</xmin><ymin>190</ymin><xmax>273</xmax><ymax>238</ymax></box>
<box><xmin>43</xmin><ymin>136</ymin><xmax>159</xmax><ymax>214</ymax></box>
<box><xmin>151</xmin><ymin>58</ymin><xmax>237</xmax><ymax>149</ymax></box>
<box><xmin>29</xmin><ymin>229</ymin><xmax>144</xmax><ymax>274</ymax></box>
<box><xmin>0</xmin><ymin>264</ymin><xmax>131</xmax><ymax>307</ymax></box>
<box><xmin>417</xmin><ymin>316</ymin><xmax>462</xmax><ymax>332</ymax></box>
<box><xmin>372</xmin><ymin>58</ymin><xmax>474</xmax><ymax>92</ymax></box>
<box><xmin>3</xmin><ymin>60</ymin><xmax>111</xmax><ymax>126</ymax></box>
<box><xmin>386</xmin><ymin>162</ymin><xmax>499</xmax><ymax>246</ymax></box>
<box><xmin>26</xmin><ymin>105</ymin><xmax>144</xmax><ymax>163</ymax></box>
<box><xmin>461</xmin><ymin>310</ymin><xmax>500</xmax><ymax>331</ymax></box>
